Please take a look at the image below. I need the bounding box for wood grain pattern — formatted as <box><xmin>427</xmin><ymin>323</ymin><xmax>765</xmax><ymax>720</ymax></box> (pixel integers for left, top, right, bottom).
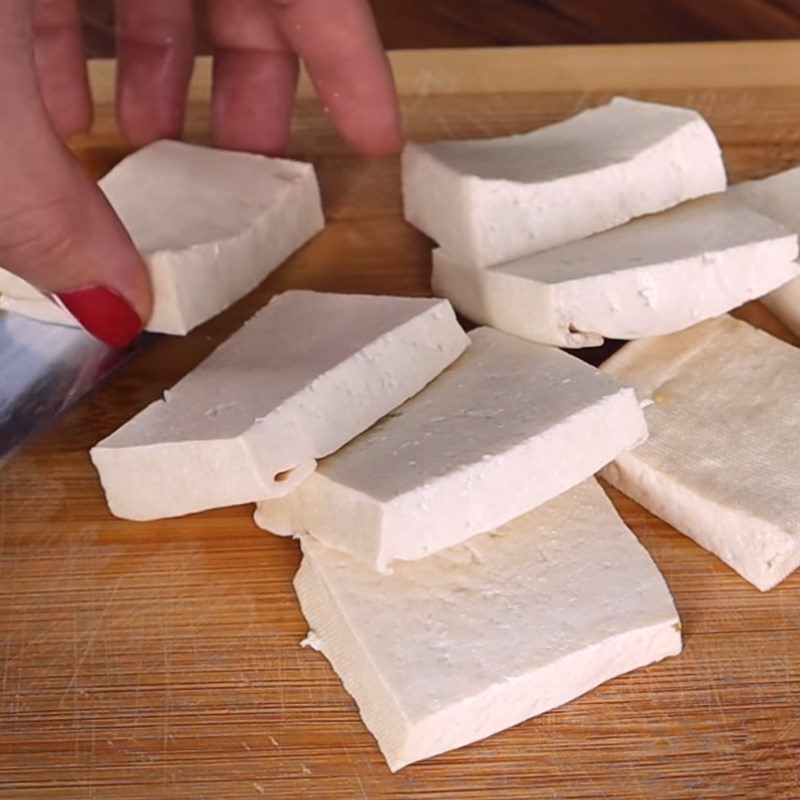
<box><xmin>2</xmin><ymin>43</ymin><xmax>800</xmax><ymax>799</ymax></box>
<box><xmin>79</xmin><ymin>0</ymin><xmax>800</xmax><ymax>55</ymax></box>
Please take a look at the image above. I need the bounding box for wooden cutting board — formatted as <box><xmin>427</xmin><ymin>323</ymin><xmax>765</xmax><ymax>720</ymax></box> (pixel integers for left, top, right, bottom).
<box><xmin>2</xmin><ymin>42</ymin><xmax>800</xmax><ymax>800</ymax></box>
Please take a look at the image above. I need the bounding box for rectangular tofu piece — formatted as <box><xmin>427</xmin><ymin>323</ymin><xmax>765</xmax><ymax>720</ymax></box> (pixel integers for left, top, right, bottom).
<box><xmin>91</xmin><ymin>292</ymin><xmax>469</xmax><ymax>521</ymax></box>
<box><xmin>601</xmin><ymin>316</ymin><xmax>800</xmax><ymax>591</ymax></box>
<box><xmin>0</xmin><ymin>140</ymin><xmax>324</xmax><ymax>335</ymax></box>
<box><xmin>295</xmin><ymin>479</ymin><xmax>682</xmax><ymax>772</ymax></box>
<box><xmin>255</xmin><ymin>327</ymin><xmax>647</xmax><ymax>571</ymax></box>
<box><xmin>729</xmin><ymin>167</ymin><xmax>800</xmax><ymax>338</ymax></box>
<box><xmin>403</xmin><ymin>96</ymin><xmax>726</xmax><ymax>267</ymax></box>
<box><xmin>432</xmin><ymin>195</ymin><xmax>799</xmax><ymax>347</ymax></box>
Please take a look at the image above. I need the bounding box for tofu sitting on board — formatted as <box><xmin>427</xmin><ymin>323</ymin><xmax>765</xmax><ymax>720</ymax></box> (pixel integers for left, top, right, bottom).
<box><xmin>402</xmin><ymin>96</ymin><xmax>726</xmax><ymax>268</ymax></box>
<box><xmin>729</xmin><ymin>166</ymin><xmax>800</xmax><ymax>339</ymax></box>
<box><xmin>432</xmin><ymin>195</ymin><xmax>799</xmax><ymax>347</ymax></box>
<box><xmin>294</xmin><ymin>478</ymin><xmax>682</xmax><ymax>772</ymax></box>
<box><xmin>255</xmin><ymin>327</ymin><xmax>647</xmax><ymax>571</ymax></box>
<box><xmin>91</xmin><ymin>292</ymin><xmax>469</xmax><ymax>521</ymax></box>
<box><xmin>602</xmin><ymin>315</ymin><xmax>800</xmax><ymax>591</ymax></box>
<box><xmin>0</xmin><ymin>141</ymin><xmax>325</xmax><ymax>336</ymax></box>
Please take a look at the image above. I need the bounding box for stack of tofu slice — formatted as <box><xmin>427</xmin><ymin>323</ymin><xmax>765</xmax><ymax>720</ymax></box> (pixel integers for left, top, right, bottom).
<box><xmin>86</xmin><ymin>96</ymin><xmax>800</xmax><ymax>772</ymax></box>
<box><xmin>411</xmin><ymin>97</ymin><xmax>800</xmax><ymax>594</ymax></box>
<box><xmin>407</xmin><ymin>97</ymin><xmax>800</xmax><ymax>347</ymax></box>
<box><xmin>92</xmin><ymin>286</ymin><xmax>678</xmax><ymax>770</ymax></box>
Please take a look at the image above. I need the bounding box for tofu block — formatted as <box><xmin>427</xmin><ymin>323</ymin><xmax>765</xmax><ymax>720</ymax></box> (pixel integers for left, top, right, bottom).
<box><xmin>432</xmin><ymin>195</ymin><xmax>799</xmax><ymax>347</ymax></box>
<box><xmin>0</xmin><ymin>271</ymin><xmax>70</xmax><ymax>325</ymax></box>
<box><xmin>295</xmin><ymin>479</ymin><xmax>682</xmax><ymax>771</ymax></box>
<box><xmin>403</xmin><ymin>96</ymin><xmax>726</xmax><ymax>267</ymax></box>
<box><xmin>255</xmin><ymin>327</ymin><xmax>647</xmax><ymax>570</ymax></box>
<box><xmin>729</xmin><ymin>167</ymin><xmax>800</xmax><ymax>338</ymax></box>
<box><xmin>0</xmin><ymin>141</ymin><xmax>325</xmax><ymax>335</ymax></box>
<box><xmin>91</xmin><ymin>292</ymin><xmax>469</xmax><ymax>521</ymax></box>
<box><xmin>601</xmin><ymin>316</ymin><xmax>800</xmax><ymax>591</ymax></box>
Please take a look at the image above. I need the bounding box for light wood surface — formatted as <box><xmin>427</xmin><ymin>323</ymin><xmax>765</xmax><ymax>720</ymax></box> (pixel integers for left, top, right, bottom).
<box><xmin>2</xmin><ymin>43</ymin><xmax>800</xmax><ymax>799</ymax></box>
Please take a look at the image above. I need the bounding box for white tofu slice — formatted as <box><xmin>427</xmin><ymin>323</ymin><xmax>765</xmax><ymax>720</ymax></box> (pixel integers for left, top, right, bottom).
<box><xmin>0</xmin><ymin>271</ymin><xmax>71</xmax><ymax>325</ymax></box>
<box><xmin>0</xmin><ymin>140</ymin><xmax>325</xmax><ymax>335</ymax></box>
<box><xmin>295</xmin><ymin>478</ymin><xmax>682</xmax><ymax>772</ymax></box>
<box><xmin>729</xmin><ymin>167</ymin><xmax>800</xmax><ymax>338</ymax></box>
<box><xmin>402</xmin><ymin>96</ymin><xmax>726</xmax><ymax>268</ymax></box>
<box><xmin>91</xmin><ymin>292</ymin><xmax>469</xmax><ymax>521</ymax></box>
<box><xmin>432</xmin><ymin>195</ymin><xmax>799</xmax><ymax>347</ymax></box>
<box><xmin>255</xmin><ymin>327</ymin><xmax>647</xmax><ymax>570</ymax></box>
<box><xmin>601</xmin><ymin>315</ymin><xmax>800</xmax><ymax>591</ymax></box>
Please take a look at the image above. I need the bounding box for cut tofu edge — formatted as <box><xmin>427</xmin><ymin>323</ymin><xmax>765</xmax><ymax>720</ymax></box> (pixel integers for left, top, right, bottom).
<box><xmin>0</xmin><ymin>142</ymin><xmax>326</xmax><ymax>336</ymax></box>
<box><xmin>257</xmin><ymin>386</ymin><xmax>646</xmax><ymax>572</ymax></box>
<box><xmin>300</xmin><ymin>545</ymin><xmax>681</xmax><ymax>773</ymax></box>
<box><xmin>728</xmin><ymin>169</ymin><xmax>800</xmax><ymax>340</ymax></box>
<box><xmin>97</xmin><ymin>140</ymin><xmax>318</xmax><ymax>252</ymax></box>
<box><xmin>91</xmin><ymin>293</ymin><xmax>469</xmax><ymax>520</ymax></box>
<box><xmin>395</xmin><ymin>620</ymin><xmax>681</xmax><ymax>772</ymax></box>
<box><xmin>294</xmin><ymin>479</ymin><xmax>682</xmax><ymax>772</ymax></box>
<box><xmin>601</xmin><ymin>316</ymin><xmax>732</xmax><ymax>399</ymax></box>
<box><xmin>601</xmin><ymin>315</ymin><xmax>800</xmax><ymax>591</ymax></box>
<box><xmin>603</xmin><ymin>453</ymin><xmax>800</xmax><ymax>592</ymax></box>
<box><xmin>403</xmin><ymin>97</ymin><xmax>726</xmax><ymax>267</ymax></box>
<box><xmin>372</xmin><ymin>386</ymin><xmax>648</xmax><ymax>569</ymax></box>
<box><xmin>0</xmin><ymin>269</ymin><xmax>77</xmax><ymax>326</ymax></box>
<box><xmin>0</xmin><ymin>292</ymin><xmax>76</xmax><ymax>326</ymax></box>
<box><xmin>147</xmin><ymin>172</ymin><xmax>325</xmax><ymax>335</ymax></box>
<box><xmin>294</xmin><ymin>552</ymin><xmax>410</xmax><ymax>769</ymax></box>
<box><xmin>558</xmin><ymin>245</ymin><xmax>799</xmax><ymax>341</ymax></box>
<box><xmin>255</xmin><ymin>327</ymin><xmax>649</xmax><ymax>571</ymax></box>
<box><xmin>432</xmin><ymin>195</ymin><xmax>800</xmax><ymax>346</ymax></box>
<box><xmin>432</xmin><ymin>250</ymin><xmax>603</xmax><ymax>348</ymax></box>
<box><xmin>434</xmin><ymin>249</ymin><xmax>800</xmax><ymax>348</ymax></box>
<box><xmin>255</xmin><ymin>475</ymin><xmax>388</xmax><ymax>567</ymax></box>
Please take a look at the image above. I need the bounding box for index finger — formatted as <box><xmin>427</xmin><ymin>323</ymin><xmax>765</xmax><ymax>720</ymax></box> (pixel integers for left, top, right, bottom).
<box><xmin>269</xmin><ymin>0</ymin><xmax>402</xmax><ymax>156</ymax></box>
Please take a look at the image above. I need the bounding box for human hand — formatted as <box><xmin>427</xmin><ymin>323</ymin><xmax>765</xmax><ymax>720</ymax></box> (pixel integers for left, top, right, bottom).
<box><xmin>0</xmin><ymin>0</ymin><xmax>402</xmax><ymax>347</ymax></box>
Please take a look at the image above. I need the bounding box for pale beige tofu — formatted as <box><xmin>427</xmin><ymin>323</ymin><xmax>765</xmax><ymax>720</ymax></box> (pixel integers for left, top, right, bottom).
<box><xmin>295</xmin><ymin>479</ymin><xmax>682</xmax><ymax>771</ymax></box>
<box><xmin>0</xmin><ymin>140</ymin><xmax>325</xmax><ymax>335</ymax></box>
<box><xmin>602</xmin><ymin>315</ymin><xmax>800</xmax><ymax>591</ymax></box>
<box><xmin>91</xmin><ymin>292</ymin><xmax>469</xmax><ymax>521</ymax></box>
<box><xmin>729</xmin><ymin>166</ymin><xmax>800</xmax><ymax>338</ymax></box>
<box><xmin>432</xmin><ymin>195</ymin><xmax>798</xmax><ymax>347</ymax></box>
<box><xmin>403</xmin><ymin>96</ymin><xmax>726</xmax><ymax>268</ymax></box>
<box><xmin>256</xmin><ymin>327</ymin><xmax>647</xmax><ymax>571</ymax></box>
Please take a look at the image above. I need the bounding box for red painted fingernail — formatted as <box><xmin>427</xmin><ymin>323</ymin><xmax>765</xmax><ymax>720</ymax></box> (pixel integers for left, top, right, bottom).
<box><xmin>55</xmin><ymin>286</ymin><xmax>143</xmax><ymax>349</ymax></box>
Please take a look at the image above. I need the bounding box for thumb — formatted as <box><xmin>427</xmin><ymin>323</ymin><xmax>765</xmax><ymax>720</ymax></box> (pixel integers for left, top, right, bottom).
<box><xmin>0</xmin><ymin>1</ymin><xmax>152</xmax><ymax>348</ymax></box>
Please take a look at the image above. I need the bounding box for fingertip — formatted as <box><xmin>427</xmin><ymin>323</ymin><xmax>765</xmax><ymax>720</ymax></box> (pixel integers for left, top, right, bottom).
<box><xmin>116</xmin><ymin>89</ymin><xmax>186</xmax><ymax>147</ymax></box>
<box><xmin>350</xmin><ymin>123</ymin><xmax>404</xmax><ymax>157</ymax></box>
<box><xmin>212</xmin><ymin>125</ymin><xmax>292</xmax><ymax>157</ymax></box>
<box><xmin>117</xmin><ymin>252</ymin><xmax>154</xmax><ymax>327</ymax></box>
<box><xmin>56</xmin><ymin>285</ymin><xmax>145</xmax><ymax>348</ymax></box>
<box><xmin>52</xmin><ymin>103</ymin><xmax>94</xmax><ymax>141</ymax></box>
<box><xmin>329</xmin><ymin>99</ymin><xmax>404</xmax><ymax>157</ymax></box>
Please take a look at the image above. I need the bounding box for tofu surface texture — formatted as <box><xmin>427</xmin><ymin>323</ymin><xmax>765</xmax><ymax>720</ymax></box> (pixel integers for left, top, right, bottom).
<box><xmin>432</xmin><ymin>195</ymin><xmax>799</xmax><ymax>347</ymax></box>
<box><xmin>0</xmin><ymin>140</ymin><xmax>325</xmax><ymax>335</ymax></box>
<box><xmin>295</xmin><ymin>478</ymin><xmax>682</xmax><ymax>771</ymax></box>
<box><xmin>91</xmin><ymin>291</ymin><xmax>469</xmax><ymax>521</ymax></box>
<box><xmin>402</xmin><ymin>96</ymin><xmax>727</xmax><ymax>267</ymax></box>
<box><xmin>729</xmin><ymin>167</ymin><xmax>800</xmax><ymax>338</ymax></box>
<box><xmin>255</xmin><ymin>327</ymin><xmax>648</xmax><ymax>571</ymax></box>
<box><xmin>602</xmin><ymin>315</ymin><xmax>800</xmax><ymax>591</ymax></box>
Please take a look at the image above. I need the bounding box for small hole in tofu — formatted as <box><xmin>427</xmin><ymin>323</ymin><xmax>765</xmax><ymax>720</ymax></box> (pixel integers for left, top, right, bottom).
<box><xmin>274</xmin><ymin>469</ymin><xmax>294</xmax><ymax>483</ymax></box>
